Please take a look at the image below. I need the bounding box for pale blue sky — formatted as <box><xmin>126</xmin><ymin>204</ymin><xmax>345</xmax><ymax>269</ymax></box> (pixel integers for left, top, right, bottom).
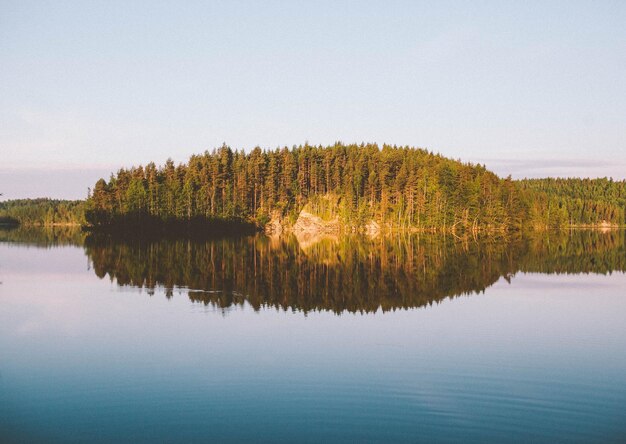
<box><xmin>1</xmin><ymin>0</ymin><xmax>625</xmax><ymax>199</ymax></box>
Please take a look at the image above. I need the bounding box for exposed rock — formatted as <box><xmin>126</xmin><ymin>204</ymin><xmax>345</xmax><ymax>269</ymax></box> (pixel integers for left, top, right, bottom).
<box><xmin>293</xmin><ymin>210</ymin><xmax>340</xmax><ymax>235</ymax></box>
<box><xmin>264</xmin><ymin>211</ymin><xmax>284</xmax><ymax>236</ymax></box>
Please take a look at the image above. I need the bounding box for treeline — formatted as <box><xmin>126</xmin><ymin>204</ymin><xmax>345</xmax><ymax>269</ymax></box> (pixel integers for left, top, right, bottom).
<box><xmin>0</xmin><ymin>198</ymin><xmax>85</xmax><ymax>226</ymax></box>
<box><xmin>519</xmin><ymin>178</ymin><xmax>626</xmax><ymax>226</ymax></box>
<box><xmin>86</xmin><ymin>143</ymin><xmax>524</xmax><ymax>232</ymax></box>
<box><xmin>84</xmin><ymin>143</ymin><xmax>625</xmax><ymax>232</ymax></box>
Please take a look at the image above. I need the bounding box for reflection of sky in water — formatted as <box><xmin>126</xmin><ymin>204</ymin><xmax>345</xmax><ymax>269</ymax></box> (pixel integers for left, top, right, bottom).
<box><xmin>1</xmin><ymin>244</ymin><xmax>625</xmax><ymax>442</ymax></box>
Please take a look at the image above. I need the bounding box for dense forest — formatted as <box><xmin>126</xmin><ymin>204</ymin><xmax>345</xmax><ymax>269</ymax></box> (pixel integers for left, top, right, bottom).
<box><xmin>518</xmin><ymin>178</ymin><xmax>626</xmax><ymax>226</ymax></box>
<box><xmin>0</xmin><ymin>198</ymin><xmax>85</xmax><ymax>226</ymax></box>
<box><xmin>85</xmin><ymin>143</ymin><xmax>626</xmax><ymax>232</ymax></box>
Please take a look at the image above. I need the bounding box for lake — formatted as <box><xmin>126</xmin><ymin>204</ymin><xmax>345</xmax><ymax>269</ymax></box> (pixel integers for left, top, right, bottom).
<box><xmin>1</xmin><ymin>227</ymin><xmax>625</xmax><ymax>443</ymax></box>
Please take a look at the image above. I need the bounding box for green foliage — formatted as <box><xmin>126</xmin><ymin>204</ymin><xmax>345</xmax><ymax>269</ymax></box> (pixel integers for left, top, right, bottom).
<box><xmin>84</xmin><ymin>143</ymin><xmax>521</xmax><ymax>231</ymax></box>
<box><xmin>519</xmin><ymin>178</ymin><xmax>626</xmax><ymax>227</ymax></box>
<box><xmin>84</xmin><ymin>143</ymin><xmax>626</xmax><ymax>232</ymax></box>
<box><xmin>0</xmin><ymin>198</ymin><xmax>85</xmax><ymax>226</ymax></box>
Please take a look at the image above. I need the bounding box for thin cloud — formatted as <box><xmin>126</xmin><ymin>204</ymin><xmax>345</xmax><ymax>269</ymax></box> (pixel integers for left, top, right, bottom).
<box><xmin>478</xmin><ymin>158</ymin><xmax>626</xmax><ymax>180</ymax></box>
<box><xmin>0</xmin><ymin>167</ymin><xmax>114</xmax><ymax>200</ymax></box>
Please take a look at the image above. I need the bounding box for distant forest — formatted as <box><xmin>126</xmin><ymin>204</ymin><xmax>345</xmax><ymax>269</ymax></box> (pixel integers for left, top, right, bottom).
<box><xmin>0</xmin><ymin>198</ymin><xmax>84</xmax><ymax>226</ymax></box>
<box><xmin>3</xmin><ymin>144</ymin><xmax>625</xmax><ymax>232</ymax></box>
<box><xmin>84</xmin><ymin>143</ymin><xmax>626</xmax><ymax>232</ymax></box>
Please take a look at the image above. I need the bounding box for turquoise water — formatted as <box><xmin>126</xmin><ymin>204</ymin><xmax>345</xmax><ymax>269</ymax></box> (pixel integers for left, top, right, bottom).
<box><xmin>1</xmin><ymin>231</ymin><xmax>625</xmax><ymax>442</ymax></box>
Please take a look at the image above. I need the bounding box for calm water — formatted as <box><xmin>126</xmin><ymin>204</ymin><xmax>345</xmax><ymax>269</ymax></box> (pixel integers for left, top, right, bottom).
<box><xmin>1</xmin><ymin>227</ymin><xmax>626</xmax><ymax>443</ymax></box>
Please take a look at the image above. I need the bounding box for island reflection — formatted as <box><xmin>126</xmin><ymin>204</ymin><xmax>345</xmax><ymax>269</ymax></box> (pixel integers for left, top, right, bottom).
<box><xmin>85</xmin><ymin>230</ymin><xmax>625</xmax><ymax>314</ymax></box>
<box><xmin>2</xmin><ymin>227</ymin><xmax>624</xmax><ymax>314</ymax></box>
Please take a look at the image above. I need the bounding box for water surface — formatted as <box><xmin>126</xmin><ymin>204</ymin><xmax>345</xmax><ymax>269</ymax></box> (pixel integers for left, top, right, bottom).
<box><xmin>1</xmin><ymin>228</ymin><xmax>625</xmax><ymax>442</ymax></box>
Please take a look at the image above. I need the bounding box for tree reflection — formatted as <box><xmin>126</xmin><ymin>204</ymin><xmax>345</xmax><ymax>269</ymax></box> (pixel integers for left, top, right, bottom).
<box><xmin>0</xmin><ymin>225</ymin><xmax>85</xmax><ymax>247</ymax></box>
<box><xmin>81</xmin><ymin>230</ymin><xmax>626</xmax><ymax>314</ymax></box>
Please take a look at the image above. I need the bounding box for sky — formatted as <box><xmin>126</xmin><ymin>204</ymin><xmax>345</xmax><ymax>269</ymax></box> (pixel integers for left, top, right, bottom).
<box><xmin>1</xmin><ymin>0</ymin><xmax>625</xmax><ymax>199</ymax></box>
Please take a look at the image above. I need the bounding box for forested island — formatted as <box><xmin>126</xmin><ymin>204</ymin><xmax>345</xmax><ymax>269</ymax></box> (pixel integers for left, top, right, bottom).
<box><xmin>84</xmin><ymin>143</ymin><xmax>626</xmax><ymax>234</ymax></box>
<box><xmin>2</xmin><ymin>143</ymin><xmax>626</xmax><ymax>234</ymax></box>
